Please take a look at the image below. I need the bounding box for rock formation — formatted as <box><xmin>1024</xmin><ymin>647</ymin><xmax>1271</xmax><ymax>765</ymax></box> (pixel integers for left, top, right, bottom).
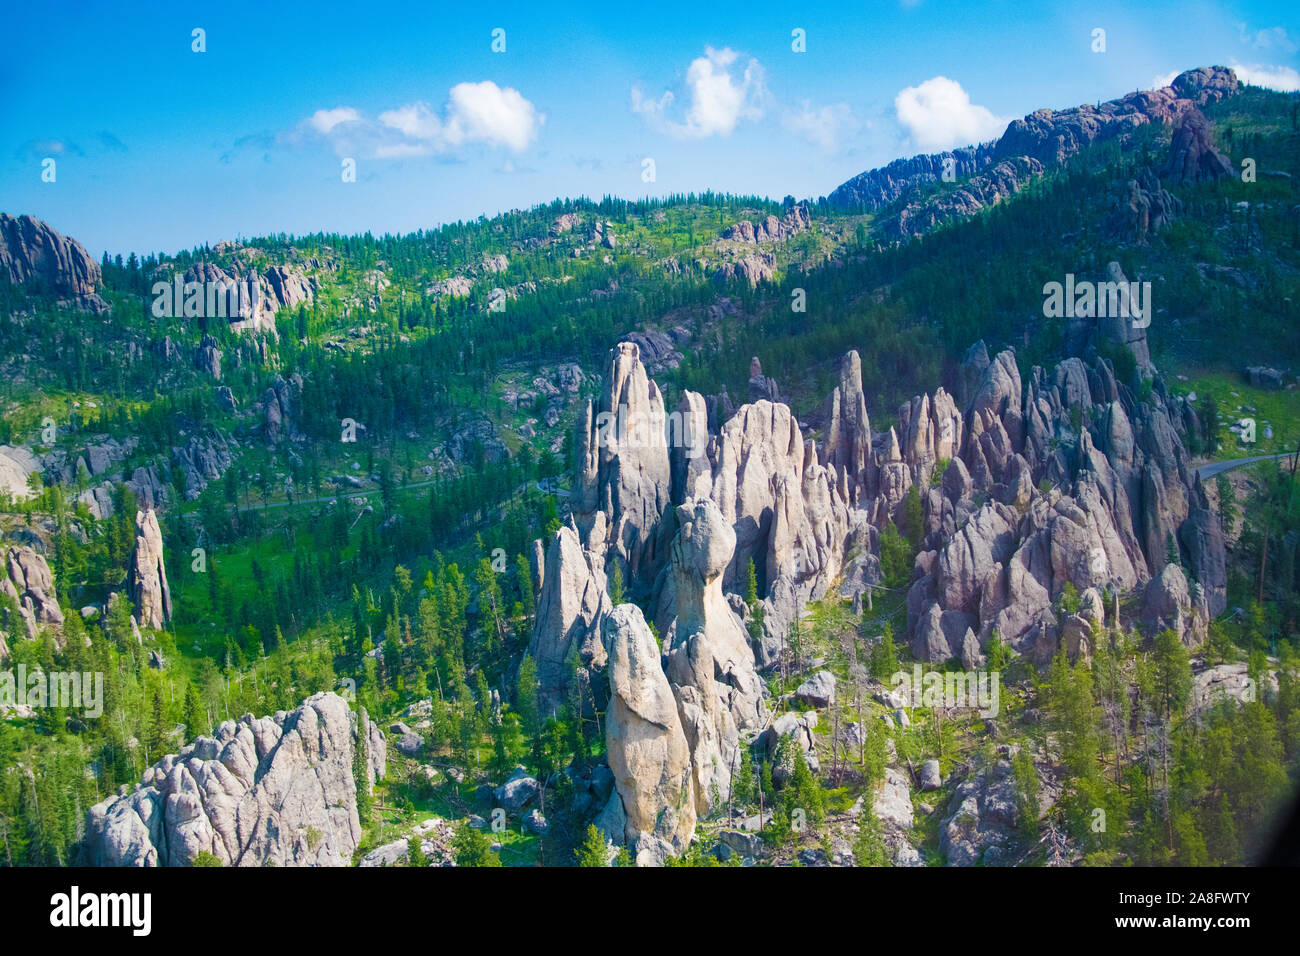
<box><xmin>1108</xmin><ymin>167</ymin><xmax>1182</xmax><ymax>244</ymax></box>
<box><xmin>1</xmin><ymin>545</ymin><xmax>64</xmax><ymax>641</ymax></box>
<box><xmin>0</xmin><ymin>444</ymin><xmax>41</xmax><ymax>502</ymax></box>
<box><xmin>1163</xmin><ymin>108</ymin><xmax>1233</xmax><ymax>186</ymax></box>
<box><xmin>127</xmin><ymin>509</ymin><xmax>172</xmax><ymax>630</ymax></box>
<box><xmin>906</xmin><ymin>342</ymin><xmax>1222</xmax><ymax>661</ymax></box>
<box><xmin>573</xmin><ymin>342</ymin><xmax>673</xmax><ymax>583</ymax></box>
<box><xmin>535</xmin><ymin>316</ymin><xmax>1224</xmax><ymax>854</ymax></box>
<box><xmin>195</xmin><ymin>334</ymin><xmax>222</xmax><ymax>379</ymax></box>
<box><xmin>892</xmin><ymin>156</ymin><xmax>1044</xmax><ymax>238</ymax></box>
<box><xmin>524</xmin><ymin>521</ymin><xmax>611</xmax><ymax>717</ymax></box>
<box><xmin>173</xmin><ymin>430</ymin><xmax>233</xmax><ymax>500</ymax></box>
<box><xmin>748</xmin><ymin>356</ymin><xmax>780</xmax><ymax>403</ymax></box>
<box><xmin>0</xmin><ymin>213</ymin><xmax>108</xmax><ymax>312</ymax></box>
<box><xmin>262</xmin><ymin>373</ymin><xmax>304</xmax><ymax>446</ymax></box>
<box><xmin>602</xmin><ymin>604</ymin><xmax>696</xmax><ymax>865</ymax></box>
<box><xmin>80</xmin><ymin>693</ymin><xmax>386</xmax><ymax>866</ymax></box>
<box><xmin>721</xmin><ymin>204</ymin><xmax>811</xmax><ymax>243</ymax></box>
<box><xmin>177</xmin><ymin>261</ymin><xmax>318</xmax><ymax>335</ymax></box>
<box><xmin>828</xmin><ymin>144</ymin><xmax>998</xmax><ymax>210</ymax></box>
<box><xmin>662</xmin><ymin>498</ymin><xmax>766</xmax><ymax>814</ymax></box>
<box><xmin>558</xmin><ymin>322</ymin><xmax>1222</xmax><ymax>682</ymax></box>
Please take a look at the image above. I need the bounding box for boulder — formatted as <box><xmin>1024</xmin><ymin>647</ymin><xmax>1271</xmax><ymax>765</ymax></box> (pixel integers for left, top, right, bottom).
<box><xmin>494</xmin><ymin>768</ymin><xmax>540</xmax><ymax>814</ymax></box>
<box><xmin>795</xmin><ymin>670</ymin><xmax>836</xmax><ymax>708</ymax></box>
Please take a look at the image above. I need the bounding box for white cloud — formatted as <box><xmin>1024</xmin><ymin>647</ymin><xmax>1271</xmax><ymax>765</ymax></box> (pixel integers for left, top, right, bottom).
<box><xmin>308</xmin><ymin>107</ymin><xmax>361</xmax><ymax>134</ymax></box>
<box><xmin>441</xmin><ymin>81</ymin><xmax>543</xmax><ymax>151</ymax></box>
<box><xmin>378</xmin><ymin>103</ymin><xmax>441</xmax><ymax>140</ymax></box>
<box><xmin>1230</xmin><ymin>61</ymin><xmax>1300</xmax><ymax>92</ymax></box>
<box><xmin>1150</xmin><ymin>70</ymin><xmax>1180</xmax><ymax>90</ymax></box>
<box><xmin>782</xmin><ymin>100</ymin><xmax>858</xmax><ymax>151</ymax></box>
<box><xmin>1238</xmin><ymin>24</ymin><xmax>1298</xmax><ymax>54</ymax></box>
<box><xmin>894</xmin><ymin>76</ymin><xmax>1009</xmax><ymax>151</ymax></box>
<box><xmin>298</xmin><ymin>82</ymin><xmax>543</xmax><ymax>160</ymax></box>
<box><xmin>371</xmin><ymin>142</ymin><xmax>432</xmax><ymax>159</ymax></box>
<box><xmin>632</xmin><ymin>46</ymin><xmax>768</xmax><ymax>138</ymax></box>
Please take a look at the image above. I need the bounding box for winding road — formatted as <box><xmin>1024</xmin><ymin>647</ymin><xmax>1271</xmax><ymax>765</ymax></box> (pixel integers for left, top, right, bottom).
<box><xmin>1194</xmin><ymin>451</ymin><xmax>1295</xmax><ymax>481</ymax></box>
<box><xmin>218</xmin><ymin>477</ymin><xmax>567</xmax><ymax>515</ymax></box>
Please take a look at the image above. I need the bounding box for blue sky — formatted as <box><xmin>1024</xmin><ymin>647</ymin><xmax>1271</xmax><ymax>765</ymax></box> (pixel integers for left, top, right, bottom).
<box><xmin>2</xmin><ymin>0</ymin><xmax>1297</xmax><ymax>258</ymax></box>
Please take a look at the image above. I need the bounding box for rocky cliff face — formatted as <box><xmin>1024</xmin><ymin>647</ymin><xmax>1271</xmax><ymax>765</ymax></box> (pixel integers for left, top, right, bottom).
<box><xmin>992</xmin><ymin>67</ymin><xmax>1237</xmax><ymax>167</ymax></box>
<box><xmin>177</xmin><ymin>261</ymin><xmax>318</xmax><ymax>335</ymax></box>
<box><xmin>127</xmin><ymin>509</ymin><xmax>172</xmax><ymax>631</ymax></box>
<box><xmin>828</xmin><ymin>144</ymin><xmax>999</xmax><ymax>210</ymax></box>
<box><xmin>0</xmin><ymin>444</ymin><xmax>41</xmax><ymax>502</ymax></box>
<box><xmin>0</xmin><ymin>213</ymin><xmax>108</xmax><ymax>312</ymax></box>
<box><xmin>1</xmin><ymin>545</ymin><xmax>64</xmax><ymax>643</ymax></box>
<box><xmin>80</xmin><ymin>693</ymin><xmax>386</xmax><ymax>867</ymax></box>
<box><xmin>891</xmin><ymin>156</ymin><xmax>1044</xmax><ymax>239</ymax></box>
<box><xmin>1162</xmin><ymin>107</ymin><xmax>1234</xmax><ymax>185</ymax></box>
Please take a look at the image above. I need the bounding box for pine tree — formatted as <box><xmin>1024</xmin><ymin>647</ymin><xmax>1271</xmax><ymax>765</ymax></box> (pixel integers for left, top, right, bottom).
<box><xmin>852</xmin><ymin>794</ymin><xmax>889</xmax><ymax>865</ymax></box>
<box><xmin>146</xmin><ymin>689</ymin><xmax>167</xmax><ymax>764</ymax></box>
<box><xmin>1011</xmin><ymin>748</ymin><xmax>1041</xmax><ymax>837</ymax></box>
<box><xmin>515</xmin><ymin>553</ymin><xmax>535</xmax><ymax>620</ymax></box>
<box><xmin>182</xmin><ymin>683</ymin><xmax>206</xmax><ymax>742</ymax></box>
<box><xmin>608</xmin><ymin>560</ymin><xmax>625</xmax><ymax>605</ymax></box>
<box><xmin>785</xmin><ymin>748</ymin><xmax>825</xmax><ymax>830</ymax></box>
<box><xmin>870</xmin><ymin>623</ymin><xmax>899</xmax><ymax>682</ymax></box>
<box><xmin>575</xmin><ymin>823</ymin><xmax>609</xmax><ymax>866</ymax></box>
<box><xmin>354</xmin><ymin>712</ymin><xmax>373</xmax><ymax>817</ymax></box>
<box><xmin>744</xmin><ymin>557</ymin><xmax>760</xmax><ymax>609</ymax></box>
<box><xmin>407</xmin><ymin>837</ymin><xmax>428</xmax><ymax>867</ymax></box>
<box><xmin>491</xmin><ymin>712</ymin><xmax>524</xmax><ymax>779</ymax></box>
<box><xmin>732</xmin><ymin>755</ymin><xmax>754</xmax><ymax>808</ymax></box>
<box><xmin>452</xmin><ymin>821</ymin><xmax>502</xmax><ymax>866</ymax></box>
<box><xmin>903</xmin><ymin>485</ymin><xmax>925</xmax><ymax>548</ymax></box>
<box><xmin>516</xmin><ymin>656</ymin><xmax>540</xmax><ymax>735</ymax></box>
